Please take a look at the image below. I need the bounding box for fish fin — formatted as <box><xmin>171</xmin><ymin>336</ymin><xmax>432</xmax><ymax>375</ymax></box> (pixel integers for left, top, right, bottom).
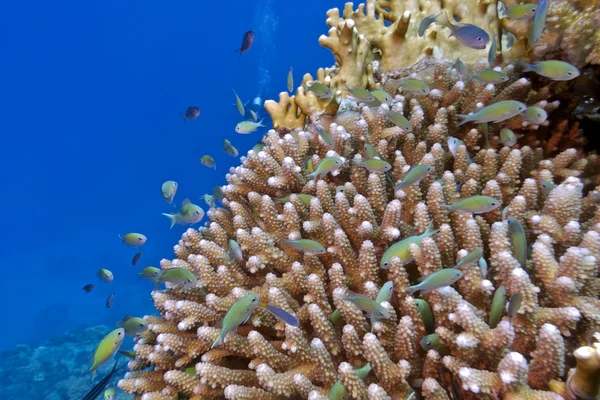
<box><xmin>211</xmin><ymin>332</ymin><xmax>226</xmax><ymax>349</ymax></box>
<box><xmin>423</xmin><ymin>220</ymin><xmax>439</xmax><ymax>237</ymax></box>
<box><xmin>521</xmin><ymin>62</ymin><xmax>535</xmax><ymax>72</ymax></box>
<box><xmin>406</xmin><ymin>285</ymin><xmax>419</xmax><ymax>295</ymax></box>
<box><xmin>161</xmin><ymin>213</ymin><xmax>177</xmax><ymax>229</ymax></box>
<box><xmin>181</xmin><ymin>198</ymin><xmax>191</xmax><ymax>206</ymax></box>
<box><xmin>456</xmin><ymin>114</ymin><xmax>471</xmax><ymax>126</ymax></box>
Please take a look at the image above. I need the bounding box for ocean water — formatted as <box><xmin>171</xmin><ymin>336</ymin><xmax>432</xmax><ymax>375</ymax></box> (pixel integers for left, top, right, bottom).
<box><xmin>1</xmin><ymin>0</ymin><xmax>342</xmax><ymax>387</ymax></box>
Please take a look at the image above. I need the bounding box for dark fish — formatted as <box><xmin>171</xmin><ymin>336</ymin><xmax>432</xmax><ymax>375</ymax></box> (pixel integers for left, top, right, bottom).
<box><xmin>236</xmin><ymin>31</ymin><xmax>254</xmax><ymax>59</ymax></box>
<box><xmin>132</xmin><ymin>249</ymin><xmax>142</xmax><ymax>266</ymax></box>
<box><xmin>265</xmin><ymin>304</ymin><xmax>299</xmax><ymax>326</ymax></box>
<box><xmin>82</xmin><ymin>360</ymin><xmax>119</xmax><ymax>400</ymax></box>
<box><xmin>118</xmin><ymin>349</ymin><xmax>137</xmax><ymax>359</ymax></box>
<box><xmin>182</xmin><ymin>106</ymin><xmax>200</xmax><ymax>120</ymax></box>
<box><xmin>82</xmin><ymin>284</ymin><xmax>94</xmax><ymax>294</ymax></box>
<box><xmin>106</xmin><ymin>293</ymin><xmax>115</xmax><ymax>308</ymax></box>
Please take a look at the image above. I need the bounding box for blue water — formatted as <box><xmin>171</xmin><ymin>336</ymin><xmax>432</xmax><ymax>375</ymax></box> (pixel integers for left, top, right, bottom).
<box><xmin>0</xmin><ymin>0</ymin><xmax>344</xmax><ymax>351</ymax></box>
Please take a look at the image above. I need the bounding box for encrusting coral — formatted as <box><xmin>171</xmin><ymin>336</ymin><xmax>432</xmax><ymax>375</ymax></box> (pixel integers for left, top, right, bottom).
<box><xmin>119</xmin><ymin>1</ymin><xmax>600</xmax><ymax>400</ymax></box>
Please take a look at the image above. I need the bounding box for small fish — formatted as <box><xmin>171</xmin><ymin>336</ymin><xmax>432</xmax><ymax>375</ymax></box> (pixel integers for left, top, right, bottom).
<box><xmin>387</xmin><ymin>110</ymin><xmax>413</xmax><ymax>131</ymax></box>
<box><xmin>457</xmin><ymin>100</ymin><xmax>527</xmax><ymax>125</ymax></box>
<box><xmin>447</xmin><ymin>137</ymin><xmax>464</xmax><ymax>157</ymax></box>
<box><xmin>453</xmin><ymin>57</ymin><xmax>466</xmax><ymax>79</ymax></box>
<box><xmin>307</xmin><ymin>157</ymin><xmax>344</xmax><ymax>180</ymax></box>
<box><xmin>119</xmin><ymin>233</ymin><xmax>147</xmax><ymax>247</ymax></box>
<box><xmin>507</xmin><ymin>293</ymin><xmax>522</xmax><ymax>323</ymax></box>
<box><xmin>106</xmin><ymin>293</ymin><xmax>114</xmax><ymax>308</ymax></box>
<box><xmin>500</xmin><ymin>127</ymin><xmax>517</xmax><ymax>147</ymax></box>
<box><xmin>82</xmin><ymin>361</ymin><xmax>119</xmax><ymax>400</ymax></box>
<box><xmin>249</xmin><ymin>109</ymin><xmax>258</xmax><ymax>122</ymax></box>
<box><xmin>118</xmin><ymin>349</ymin><xmax>136</xmax><ymax>359</ymax></box>
<box><xmin>88</xmin><ymin>328</ymin><xmax>124</xmax><ymax>380</ymax></box>
<box><xmin>370</xmin><ymin>89</ymin><xmax>392</xmax><ymax>104</ymax></box>
<box><xmin>161</xmin><ymin>180</ymin><xmax>178</xmax><ymax>205</ymax></box>
<box><xmin>138</xmin><ymin>266</ymin><xmax>162</xmax><ymax>281</ymax></box>
<box><xmin>508</xmin><ymin>216</ymin><xmax>527</xmax><ymax>268</ymax></box>
<box><xmin>104</xmin><ymin>388</ymin><xmax>116</xmax><ymax>400</ymax></box>
<box><xmin>381</xmin><ymin>221</ymin><xmax>439</xmax><ymax>268</ymax></box>
<box><xmin>419</xmin><ymin>333</ymin><xmax>450</xmax><ymax>353</ymax></box>
<box><xmin>182</xmin><ymin>106</ymin><xmax>200</xmax><ymax>120</ymax></box>
<box><xmin>364</xmin><ymin>143</ymin><xmax>380</xmax><ymax>159</ymax></box>
<box><xmin>336</xmin><ymin>185</ymin><xmax>346</xmax><ymax>194</ymax></box>
<box><xmin>213</xmin><ymin>186</ymin><xmax>224</xmax><ymax>202</ymax></box>
<box><xmin>488</xmin><ymin>34</ymin><xmax>497</xmax><ymax>65</ymax></box>
<box><xmin>154</xmin><ymin>267</ymin><xmax>198</xmax><ymax>290</ymax></box>
<box><xmin>472</xmin><ymin>70</ymin><xmax>509</xmax><ymax>84</ymax></box>
<box><xmin>478</xmin><ymin>257</ymin><xmax>488</xmax><ymax>278</ymax></box>
<box><xmin>439</xmin><ymin>12</ymin><xmax>489</xmax><ymax>49</ymax></box>
<box><xmin>283</xmin><ymin>239</ymin><xmax>326</xmax><ymax>254</ymax></box>
<box><xmin>376</xmin><ymin>281</ymin><xmax>394</xmax><ymax>304</ymax></box>
<box><xmin>393</xmin><ymin>79</ymin><xmax>430</xmax><ymax>95</ymax></box>
<box><xmin>83</xmin><ymin>284</ymin><xmax>94</xmax><ymax>294</ymax></box>
<box><xmin>407</xmin><ymin>269</ymin><xmax>463</xmax><ymax>295</ymax></box>
<box><xmin>212</xmin><ymin>293</ymin><xmax>261</xmax><ymax>348</ymax></box>
<box><xmin>342</xmin><ymin>292</ymin><xmax>390</xmax><ymax>319</ymax></box>
<box><xmin>265</xmin><ymin>304</ymin><xmax>299</xmax><ymax>326</ymax></box>
<box><xmin>275</xmin><ymin>194</ymin><xmax>314</xmax><ymax>207</ymax></box>
<box><xmin>353</xmin><ymin>158</ymin><xmax>392</xmax><ymax>173</ymax></box>
<box><xmin>506</xmin><ymin>3</ymin><xmax>537</xmax><ymax>20</ymax></box>
<box><xmin>523</xmin><ymin>60</ymin><xmax>580</xmax><ymax>81</ymax></box>
<box><xmin>235</xmin><ymin>119</ymin><xmax>266</xmax><ymax>134</ymax></box>
<box><xmin>529</xmin><ymin>0</ymin><xmax>548</xmax><ymax>44</ymax></box>
<box><xmin>453</xmin><ymin>247</ymin><xmax>483</xmax><ymax>269</ymax></box>
<box><xmin>204</xmin><ymin>194</ymin><xmax>215</xmax><ymax>207</ymax></box>
<box><xmin>132</xmin><ymin>249</ymin><xmax>142</xmax><ymax>266</ymax></box>
<box><xmin>395</xmin><ymin>164</ymin><xmax>432</xmax><ymax>190</ymax></box>
<box><xmin>232</xmin><ymin>89</ymin><xmax>245</xmax><ymax>116</ymax></box>
<box><xmin>441</xmin><ymin>195</ymin><xmax>502</xmax><ymax>213</ymax></box>
<box><xmin>97</xmin><ymin>269</ymin><xmax>114</xmax><ymax>283</ymax></box>
<box><xmin>415</xmin><ymin>299</ymin><xmax>435</xmax><ymax>333</ymax></box>
<box><xmin>162</xmin><ymin>198</ymin><xmax>204</xmax><ymax>228</ymax></box>
<box><xmin>117</xmin><ymin>316</ymin><xmax>148</xmax><ymax>336</ymax></box>
<box><xmin>315</xmin><ymin>124</ymin><xmax>335</xmax><ymax>147</ymax></box>
<box><xmin>522</xmin><ymin>106</ymin><xmax>548</xmax><ymax>124</ymax></box>
<box><xmin>407</xmin><ymin>393</ymin><xmax>415</xmax><ymax>400</ymax></box>
<box><xmin>222</xmin><ymin>239</ymin><xmax>243</xmax><ymax>263</ymax></box>
<box><xmin>235</xmin><ymin>30</ymin><xmax>254</xmax><ymax>59</ymax></box>
<box><xmin>327</xmin><ymin>364</ymin><xmax>372</xmax><ymax>400</ymax></box>
<box><xmin>419</xmin><ymin>13</ymin><xmax>442</xmax><ymax>36</ymax></box>
<box><xmin>502</xmin><ymin>205</ymin><xmax>510</xmax><ymax>220</ymax></box>
<box><xmin>304</xmin><ymin>82</ymin><xmax>333</xmax><ymax>99</ymax></box>
<box><xmin>541</xmin><ymin>180</ymin><xmax>555</xmax><ymax>196</ymax></box>
<box><xmin>346</xmin><ymin>87</ymin><xmax>375</xmax><ymax>102</ymax></box>
<box><xmin>329</xmin><ymin>309</ymin><xmax>342</xmax><ymax>325</ymax></box>
<box><xmin>489</xmin><ymin>286</ymin><xmax>506</xmax><ymax>329</ymax></box>
<box><xmin>287</xmin><ymin>67</ymin><xmax>294</xmax><ymax>92</ymax></box>
<box><xmin>201</xmin><ymin>155</ymin><xmax>216</xmax><ymax>169</ymax></box>
<box><xmin>224</xmin><ymin>139</ymin><xmax>239</xmax><ymax>157</ymax></box>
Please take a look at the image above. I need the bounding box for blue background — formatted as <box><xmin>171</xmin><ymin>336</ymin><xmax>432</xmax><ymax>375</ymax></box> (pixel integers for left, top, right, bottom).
<box><xmin>0</xmin><ymin>0</ymin><xmax>345</xmax><ymax>351</ymax></box>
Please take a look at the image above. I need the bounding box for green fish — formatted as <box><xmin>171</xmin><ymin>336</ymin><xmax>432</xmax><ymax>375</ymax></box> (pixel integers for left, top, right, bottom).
<box><xmin>287</xmin><ymin>67</ymin><xmax>294</xmax><ymax>92</ymax></box>
<box><xmin>478</xmin><ymin>257</ymin><xmax>488</xmax><ymax>278</ymax></box>
<box><xmin>200</xmin><ymin>155</ymin><xmax>216</xmax><ymax>169</ymax></box>
<box><xmin>380</xmin><ymin>221</ymin><xmax>439</xmax><ymax>268</ymax></box>
<box><xmin>118</xmin><ymin>349</ymin><xmax>136</xmax><ymax>359</ymax></box>
<box><xmin>304</xmin><ymin>157</ymin><xmax>315</xmax><ymax>174</ymax></box>
<box><xmin>370</xmin><ymin>89</ymin><xmax>392</xmax><ymax>104</ymax></box>
<box><xmin>249</xmin><ymin>109</ymin><xmax>258</xmax><ymax>122</ymax></box>
<box><xmin>118</xmin><ymin>233</ymin><xmax>147</xmax><ymax>247</ymax></box>
<box><xmin>508</xmin><ymin>216</ymin><xmax>527</xmax><ymax>267</ymax></box>
<box><xmin>97</xmin><ymin>269</ymin><xmax>114</xmax><ymax>283</ymax></box>
<box><xmin>252</xmin><ymin>142</ymin><xmax>264</xmax><ymax>152</ymax></box>
<box><xmin>88</xmin><ymin>328</ymin><xmax>125</xmax><ymax>381</ymax></box>
<box><xmin>472</xmin><ymin>70</ymin><xmax>508</xmax><ymax>84</ymax></box>
<box><xmin>103</xmin><ymin>388</ymin><xmax>116</xmax><ymax>400</ymax></box>
<box><xmin>529</xmin><ymin>0</ymin><xmax>548</xmax><ymax>44</ymax></box>
<box><xmin>307</xmin><ymin>157</ymin><xmax>344</xmax><ymax>180</ymax></box>
<box><xmin>415</xmin><ymin>299</ymin><xmax>435</xmax><ymax>333</ymax></box>
<box><xmin>315</xmin><ymin>124</ymin><xmax>335</xmax><ymax>147</ymax></box>
<box><xmin>212</xmin><ymin>293</ymin><xmax>261</xmax><ymax>348</ymax></box>
<box><xmin>117</xmin><ymin>316</ymin><xmax>148</xmax><ymax>336</ymax></box>
<box><xmin>346</xmin><ymin>87</ymin><xmax>375</xmax><ymax>102</ymax></box>
<box><xmin>407</xmin><ymin>268</ymin><xmax>463</xmax><ymax>295</ymax></box>
<box><xmin>327</xmin><ymin>364</ymin><xmax>372</xmax><ymax>400</ymax></box>
<box><xmin>419</xmin><ymin>333</ymin><xmax>450</xmax><ymax>354</ymax></box>
<box><xmin>235</xmin><ymin>119</ymin><xmax>266</xmax><ymax>134</ymax></box>
<box><xmin>488</xmin><ymin>34</ymin><xmax>497</xmax><ymax>65</ymax></box>
<box><xmin>342</xmin><ymin>292</ymin><xmax>390</xmax><ymax>319</ymax></box>
<box><xmin>394</xmin><ymin>164</ymin><xmax>432</xmax><ymax>190</ymax></box>
<box><xmin>364</xmin><ymin>143</ymin><xmax>380</xmax><ymax>159</ymax></box>
<box><xmin>336</xmin><ymin>185</ymin><xmax>346</xmax><ymax>194</ymax></box>
<box><xmin>394</xmin><ymin>79</ymin><xmax>430</xmax><ymax>95</ymax></box>
<box><xmin>441</xmin><ymin>195</ymin><xmax>502</xmax><ymax>214</ymax></box>
<box><xmin>500</xmin><ymin>127</ymin><xmax>517</xmax><ymax>147</ymax></box>
<box><xmin>232</xmin><ymin>88</ymin><xmax>245</xmax><ymax>116</ymax></box>
<box><xmin>376</xmin><ymin>281</ymin><xmax>394</xmax><ymax>304</ymax></box>
<box><xmin>275</xmin><ymin>194</ymin><xmax>314</xmax><ymax>207</ymax></box>
<box><xmin>489</xmin><ymin>286</ymin><xmax>506</xmax><ymax>329</ymax></box>
<box><xmin>522</xmin><ymin>106</ymin><xmax>548</xmax><ymax>125</ymax></box>
<box><xmin>481</xmin><ymin>122</ymin><xmax>490</xmax><ymax>149</ymax></box>
<box><xmin>138</xmin><ymin>266</ymin><xmax>162</xmax><ymax>281</ymax></box>
<box><xmin>457</xmin><ymin>100</ymin><xmax>527</xmax><ymax>126</ymax></box>
<box><xmin>161</xmin><ymin>180</ymin><xmax>178</xmax><ymax>205</ymax></box>
<box><xmin>453</xmin><ymin>247</ymin><xmax>483</xmax><ymax>269</ymax></box>
<box><xmin>154</xmin><ymin>267</ymin><xmax>198</xmax><ymax>290</ymax></box>
<box><xmin>304</xmin><ymin>82</ymin><xmax>333</xmax><ymax>99</ymax></box>
<box><xmin>220</xmin><ymin>239</ymin><xmax>243</xmax><ymax>263</ymax></box>
<box><xmin>204</xmin><ymin>193</ymin><xmax>215</xmax><ymax>207</ymax></box>
<box><xmin>387</xmin><ymin>110</ymin><xmax>413</xmax><ymax>131</ymax></box>
<box><xmin>506</xmin><ymin>3</ymin><xmax>537</xmax><ymax>20</ymax></box>
<box><xmin>162</xmin><ymin>198</ymin><xmax>205</xmax><ymax>228</ymax></box>
<box><xmin>508</xmin><ymin>293</ymin><xmax>522</xmax><ymax>323</ymax></box>
<box><xmin>213</xmin><ymin>186</ymin><xmax>224</xmax><ymax>202</ymax></box>
<box><xmin>329</xmin><ymin>309</ymin><xmax>342</xmax><ymax>325</ymax></box>
<box><xmin>453</xmin><ymin>57</ymin><xmax>466</xmax><ymax>80</ymax></box>
<box><xmin>419</xmin><ymin>12</ymin><xmax>442</xmax><ymax>36</ymax></box>
<box><xmin>541</xmin><ymin>180</ymin><xmax>555</xmax><ymax>196</ymax></box>
<box><xmin>223</xmin><ymin>139</ymin><xmax>239</xmax><ymax>157</ymax></box>
<box><xmin>353</xmin><ymin>158</ymin><xmax>392</xmax><ymax>173</ymax></box>
<box><xmin>523</xmin><ymin>60</ymin><xmax>579</xmax><ymax>81</ymax></box>
<box><xmin>283</xmin><ymin>239</ymin><xmax>326</xmax><ymax>254</ymax></box>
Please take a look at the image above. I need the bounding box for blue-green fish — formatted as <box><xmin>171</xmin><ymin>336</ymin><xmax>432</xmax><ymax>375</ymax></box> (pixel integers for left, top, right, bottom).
<box><xmin>376</xmin><ymin>281</ymin><xmax>394</xmax><ymax>304</ymax></box>
<box><xmin>252</xmin><ymin>142</ymin><xmax>264</xmax><ymax>152</ymax></box>
<box><xmin>381</xmin><ymin>221</ymin><xmax>439</xmax><ymax>268</ymax></box>
<box><xmin>472</xmin><ymin>70</ymin><xmax>508</xmax><ymax>84</ymax></box>
<box><xmin>283</xmin><ymin>239</ymin><xmax>326</xmax><ymax>254</ymax></box>
<box><xmin>420</xmin><ymin>333</ymin><xmax>450</xmax><ymax>353</ymax></box>
<box><xmin>506</xmin><ymin>3</ymin><xmax>537</xmax><ymax>20</ymax></box>
<box><xmin>304</xmin><ymin>82</ymin><xmax>333</xmax><ymax>99</ymax></box>
<box><xmin>138</xmin><ymin>266</ymin><xmax>162</xmax><ymax>281</ymax></box>
<box><xmin>119</xmin><ymin>233</ymin><xmax>147</xmax><ymax>247</ymax></box>
<box><xmin>346</xmin><ymin>87</ymin><xmax>375</xmax><ymax>102</ymax></box>
<box><xmin>524</xmin><ymin>60</ymin><xmax>580</xmax><ymax>81</ymax></box>
<box><xmin>453</xmin><ymin>247</ymin><xmax>483</xmax><ymax>269</ymax></box>
<box><xmin>212</xmin><ymin>293</ymin><xmax>261</xmax><ymax>348</ymax></box>
<box><xmin>287</xmin><ymin>67</ymin><xmax>294</xmax><ymax>92</ymax></box>
<box><xmin>155</xmin><ymin>267</ymin><xmax>198</xmax><ymax>290</ymax></box>
<box><xmin>327</xmin><ymin>364</ymin><xmax>372</xmax><ymax>400</ymax></box>
<box><xmin>232</xmin><ymin>88</ymin><xmax>245</xmax><ymax>116</ymax></box>
<box><xmin>249</xmin><ymin>109</ymin><xmax>258</xmax><ymax>122</ymax></box>
<box><xmin>419</xmin><ymin>13</ymin><xmax>442</xmax><ymax>36</ymax></box>
<box><xmin>529</xmin><ymin>0</ymin><xmax>548</xmax><ymax>44</ymax></box>
<box><xmin>118</xmin><ymin>349</ymin><xmax>136</xmax><ymax>359</ymax></box>
<box><xmin>213</xmin><ymin>186</ymin><xmax>224</xmax><ymax>202</ymax></box>
<box><xmin>488</xmin><ymin>34</ymin><xmax>497</xmax><ymax>65</ymax></box>
<box><xmin>88</xmin><ymin>328</ymin><xmax>125</xmax><ymax>381</ymax></box>
<box><xmin>415</xmin><ymin>299</ymin><xmax>435</xmax><ymax>333</ymax></box>
<box><xmin>265</xmin><ymin>304</ymin><xmax>299</xmax><ymax>326</ymax></box>
<box><xmin>508</xmin><ymin>293</ymin><xmax>522</xmax><ymax>323</ymax></box>
<box><xmin>364</xmin><ymin>143</ymin><xmax>380</xmax><ymax>159</ymax></box>
<box><xmin>342</xmin><ymin>292</ymin><xmax>390</xmax><ymax>319</ymax></box>
<box><xmin>394</xmin><ymin>79</ymin><xmax>430</xmax><ymax>95</ymax></box>
<box><xmin>353</xmin><ymin>158</ymin><xmax>392</xmax><ymax>173</ymax></box>
<box><xmin>407</xmin><ymin>268</ymin><xmax>463</xmax><ymax>295</ymax></box>
<box><xmin>541</xmin><ymin>180</ymin><xmax>555</xmax><ymax>196</ymax></box>
<box><xmin>275</xmin><ymin>194</ymin><xmax>314</xmax><ymax>207</ymax></box>
<box><xmin>104</xmin><ymin>388</ymin><xmax>116</xmax><ymax>400</ymax></box>
<box><xmin>489</xmin><ymin>286</ymin><xmax>506</xmax><ymax>329</ymax></box>
<box><xmin>394</xmin><ymin>164</ymin><xmax>432</xmax><ymax>190</ymax></box>
<box><xmin>478</xmin><ymin>257</ymin><xmax>488</xmax><ymax>278</ymax></box>
<box><xmin>439</xmin><ymin>12</ymin><xmax>489</xmax><ymax>49</ymax></box>
<box><xmin>235</xmin><ymin>119</ymin><xmax>266</xmax><ymax>134</ymax></box>
<box><xmin>441</xmin><ymin>195</ymin><xmax>502</xmax><ymax>213</ymax></box>
<box><xmin>315</xmin><ymin>124</ymin><xmax>335</xmax><ymax>147</ymax></box>
<box><xmin>387</xmin><ymin>110</ymin><xmax>413</xmax><ymax>131</ymax></box>
<box><xmin>201</xmin><ymin>155</ymin><xmax>216</xmax><ymax>169</ymax></box>
<box><xmin>162</xmin><ymin>198</ymin><xmax>204</xmax><ymax>228</ymax></box>
<box><xmin>224</xmin><ymin>139</ymin><xmax>239</xmax><ymax>157</ymax></box>
<box><xmin>307</xmin><ymin>157</ymin><xmax>344</xmax><ymax>180</ymax></box>
<box><xmin>97</xmin><ymin>269</ymin><xmax>114</xmax><ymax>283</ymax></box>
<box><xmin>447</xmin><ymin>137</ymin><xmax>464</xmax><ymax>157</ymax></box>
<box><xmin>161</xmin><ymin>180</ymin><xmax>178</xmax><ymax>205</ymax></box>
<box><xmin>508</xmin><ymin>216</ymin><xmax>527</xmax><ymax>267</ymax></box>
<box><xmin>453</xmin><ymin>57</ymin><xmax>466</xmax><ymax>80</ymax></box>
<box><xmin>370</xmin><ymin>89</ymin><xmax>392</xmax><ymax>104</ymax></box>
<box><xmin>219</xmin><ymin>239</ymin><xmax>243</xmax><ymax>263</ymax></box>
<box><xmin>204</xmin><ymin>193</ymin><xmax>215</xmax><ymax>207</ymax></box>
<box><xmin>522</xmin><ymin>106</ymin><xmax>548</xmax><ymax>124</ymax></box>
<box><xmin>500</xmin><ymin>127</ymin><xmax>517</xmax><ymax>147</ymax></box>
<box><xmin>117</xmin><ymin>316</ymin><xmax>148</xmax><ymax>336</ymax></box>
<box><xmin>457</xmin><ymin>100</ymin><xmax>527</xmax><ymax>125</ymax></box>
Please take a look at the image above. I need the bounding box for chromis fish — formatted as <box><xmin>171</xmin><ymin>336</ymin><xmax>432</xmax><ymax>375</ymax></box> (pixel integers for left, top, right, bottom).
<box><xmin>381</xmin><ymin>221</ymin><xmax>439</xmax><ymax>268</ymax></box>
<box><xmin>162</xmin><ymin>198</ymin><xmax>204</xmax><ymax>228</ymax></box>
<box><xmin>204</xmin><ymin>193</ymin><xmax>215</xmax><ymax>207</ymax></box>
<box><xmin>235</xmin><ymin>119</ymin><xmax>266</xmax><ymax>134</ymax></box>
<box><xmin>104</xmin><ymin>388</ymin><xmax>116</xmax><ymax>400</ymax></box>
<box><xmin>500</xmin><ymin>127</ymin><xmax>517</xmax><ymax>147</ymax></box>
<box><xmin>472</xmin><ymin>70</ymin><xmax>509</xmax><ymax>84</ymax></box>
<box><xmin>346</xmin><ymin>87</ymin><xmax>375</xmax><ymax>102</ymax></box>
<box><xmin>161</xmin><ymin>180</ymin><xmax>178</xmax><ymax>205</ymax></box>
<box><xmin>118</xmin><ymin>349</ymin><xmax>136</xmax><ymax>359</ymax></box>
<box><xmin>182</xmin><ymin>106</ymin><xmax>200</xmax><ymax>120</ymax></box>
<box><xmin>407</xmin><ymin>269</ymin><xmax>463</xmax><ymax>295</ymax></box>
<box><xmin>154</xmin><ymin>267</ymin><xmax>198</xmax><ymax>290</ymax></box>
<box><xmin>364</xmin><ymin>143</ymin><xmax>380</xmax><ymax>159</ymax></box>
<box><xmin>283</xmin><ymin>239</ymin><xmax>326</xmax><ymax>254</ymax></box>
<box><xmin>376</xmin><ymin>281</ymin><xmax>394</xmax><ymax>304</ymax></box>
<box><xmin>387</xmin><ymin>110</ymin><xmax>413</xmax><ymax>131</ymax></box>
<box><xmin>231</xmin><ymin>89</ymin><xmax>245</xmax><ymax>116</ymax></box>
<box><xmin>415</xmin><ymin>299</ymin><xmax>435</xmax><ymax>333</ymax></box>
<box><xmin>235</xmin><ymin>30</ymin><xmax>254</xmax><ymax>59</ymax></box>
<box><xmin>83</xmin><ymin>284</ymin><xmax>94</xmax><ymax>294</ymax></box>
<box><xmin>265</xmin><ymin>304</ymin><xmax>299</xmax><ymax>326</ymax></box>
<box><xmin>441</xmin><ymin>195</ymin><xmax>502</xmax><ymax>213</ymax></box>
<box><xmin>541</xmin><ymin>180</ymin><xmax>555</xmax><ymax>196</ymax></box>
<box><xmin>212</xmin><ymin>293</ymin><xmax>261</xmax><ymax>348</ymax></box>
<box><xmin>523</xmin><ymin>60</ymin><xmax>580</xmax><ymax>81</ymax></box>
<box><xmin>506</xmin><ymin>3</ymin><xmax>537</xmax><ymax>20</ymax></box>
<box><xmin>138</xmin><ymin>266</ymin><xmax>162</xmax><ymax>281</ymax></box>
<box><xmin>201</xmin><ymin>155</ymin><xmax>216</xmax><ymax>169</ymax></box>
<box><xmin>223</xmin><ymin>139</ymin><xmax>239</xmax><ymax>157</ymax></box>
<box><xmin>117</xmin><ymin>316</ymin><xmax>148</xmax><ymax>336</ymax></box>
<box><xmin>508</xmin><ymin>216</ymin><xmax>527</xmax><ymax>267</ymax></box>
<box><xmin>304</xmin><ymin>82</ymin><xmax>333</xmax><ymax>99</ymax></box>
<box><xmin>213</xmin><ymin>186</ymin><xmax>224</xmax><ymax>202</ymax></box>
<box><xmin>370</xmin><ymin>89</ymin><xmax>392</xmax><ymax>104</ymax></box>
<box><xmin>249</xmin><ymin>109</ymin><xmax>258</xmax><ymax>122</ymax></box>
<box><xmin>336</xmin><ymin>185</ymin><xmax>346</xmax><ymax>194</ymax></box>
<box><xmin>529</xmin><ymin>0</ymin><xmax>548</xmax><ymax>44</ymax></box>
<box><xmin>88</xmin><ymin>328</ymin><xmax>124</xmax><ymax>380</ymax></box>
<box><xmin>342</xmin><ymin>292</ymin><xmax>390</xmax><ymax>319</ymax></box>
<box><xmin>420</xmin><ymin>333</ymin><xmax>450</xmax><ymax>354</ymax></box>
<box><xmin>478</xmin><ymin>257</ymin><xmax>488</xmax><ymax>278</ymax></box>
<box><xmin>453</xmin><ymin>247</ymin><xmax>484</xmax><ymax>269</ymax></box>
<box><xmin>287</xmin><ymin>67</ymin><xmax>294</xmax><ymax>92</ymax></box>
<box><xmin>419</xmin><ymin>12</ymin><xmax>442</xmax><ymax>36</ymax></box>
<box><xmin>327</xmin><ymin>364</ymin><xmax>372</xmax><ymax>400</ymax></box>
<box><xmin>307</xmin><ymin>157</ymin><xmax>344</xmax><ymax>180</ymax></box>
<box><xmin>394</xmin><ymin>164</ymin><xmax>432</xmax><ymax>190</ymax></box>
<box><xmin>488</xmin><ymin>34</ymin><xmax>497</xmax><ymax>65</ymax></box>
<box><xmin>457</xmin><ymin>100</ymin><xmax>527</xmax><ymax>125</ymax></box>
<box><xmin>447</xmin><ymin>137</ymin><xmax>464</xmax><ymax>157</ymax></box>
<box><xmin>132</xmin><ymin>249</ymin><xmax>142</xmax><ymax>266</ymax></box>
<box><xmin>221</xmin><ymin>239</ymin><xmax>243</xmax><ymax>263</ymax></box>
<box><xmin>439</xmin><ymin>12</ymin><xmax>489</xmax><ymax>49</ymax></box>
<box><xmin>508</xmin><ymin>293</ymin><xmax>522</xmax><ymax>323</ymax></box>
<box><xmin>275</xmin><ymin>194</ymin><xmax>314</xmax><ymax>207</ymax></box>
<box><xmin>393</xmin><ymin>79</ymin><xmax>430</xmax><ymax>95</ymax></box>
<box><xmin>97</xmin><ymin>269</ymin><xmax>114</xmax><ymax>283</ymax></box>
<box><xmin>353</xmin><ymin>158</ymin><xmax>392</xmax><ymax>173</ymax></box>
<box><xmin>119</xmin><ymin>233</ymin><xmax>147</xmax><ymax>247</ymax></box>
<box><xmin>522</xmin><ymin>106</ymin><xmax>548</xmax><ymax>124</ymax></box>
<box><xmin>82</xmin><ymin>361</ymin><xmax>119</xmax><ymax>400</ymax></box>
<box><xmin>489</xmin><ymin>286</ymin><xmax>506</xmax><ymax>329</ymax></box>
<box><xmin>453</xmin><ymin>57</ymin><xmax>466</xmax><ymax>80</ymax></box>
<box><xmin>315</xmin><ymin>124</ymin><xmax>335</xmax><ymax>147</ymax></box>
<box><xmin>106</xmin><ymin>293</ymin><xmax>114</xmax><ymax>308</ymax></box>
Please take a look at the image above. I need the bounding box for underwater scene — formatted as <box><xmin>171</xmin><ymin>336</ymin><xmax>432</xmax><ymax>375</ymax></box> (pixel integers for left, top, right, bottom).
<box><xmin>2</xmin><ymin>0</ymin><xmax>600</xmax><ymax>398</ymax></box>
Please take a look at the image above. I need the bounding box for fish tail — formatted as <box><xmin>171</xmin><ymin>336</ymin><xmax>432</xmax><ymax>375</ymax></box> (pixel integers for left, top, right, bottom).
<box><xmin>439</xmin><ymin>204</ymin><xmax>453</xmax><ymax>211</ymax></box>
<box><xmin>521</xmin><ymin>62</ymin><xmax>535</xmax><ymax>73</ymax></box>
<box><xmin>456</xmin><ymin>114</ymin><xmax>471</xmax><ymax>126</ymax></box>
<box><xmin>307</xmin><ymin>171</ymin><xmax>318</xmax><ymax>179</ymax></box>
<box><xmin>211</xmin><ymin>332</ymin><xmax>226</xmax><ymax>349</ymax></box>
<box><xmin>406</xmin><ymin>285</ymin><xmax>419</xmax><ymax>295</ymax></box>
<box><xmin>161</xmin><ymin>213</ymin><xmax>177</xmax><ymax>229</ymax></box>
<box><xmin>423</xmin><ymin>220</ymin><xmax>438</xmax><ymax>236</ymax></box>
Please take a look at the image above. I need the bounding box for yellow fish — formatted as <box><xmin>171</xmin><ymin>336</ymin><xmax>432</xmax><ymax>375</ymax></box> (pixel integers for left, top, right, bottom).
<box><xmin>88</xmin><ymin>328</ymin><xmax>125</xmax><ymax>381</ymax></box>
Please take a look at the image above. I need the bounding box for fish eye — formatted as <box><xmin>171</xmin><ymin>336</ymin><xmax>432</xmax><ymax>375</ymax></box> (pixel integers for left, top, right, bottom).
<box><xmin>537</xmin><ymin>113</ymin><xmax>541</xmax><ymax>117</ymax></box>
<box><xmin>456</xmin><ymin>273</ymin><xmax>460</xmax><ymax>277</ymax></box>
<box><xmin>477</xmin><ymin>36</ymin><xmax>483</xmax><ymax>41</ymax></box>
<box><xmin>532</xmin><ymin>8</ymin><xmax>536</xmax><ymax>11</ymax></box>
<box><xmin>427</xmin><ymin>341</ymin><xmax>432</xmax><ymax>346</ymax></box>
<box><xmin>140</xmin><ymin>323</ymin><xmax>144</xmax><ymax>327</ymax></box>
<box><xmin>567</xmin><ymin>71</ymin><xmax>573</xmax><ymax>75</ymax></box>
<box><xmin>383</xmin><ymin>262</ymin><xmax>389</xmax><ymax>267</ymax></box>
<box><xmin>252</xmin><ymin>298</ymin><xmax>257</xmax><ymax>302</ymax></box>
<box><xmin>518</xmin><ymin>106</ymin><xmax>524</xmax><ymax>110</ymax></box>
<box><xmin>492</xmin><ymin>202</ymin><xmax>498</xmax><ymax>205</ymax></box>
